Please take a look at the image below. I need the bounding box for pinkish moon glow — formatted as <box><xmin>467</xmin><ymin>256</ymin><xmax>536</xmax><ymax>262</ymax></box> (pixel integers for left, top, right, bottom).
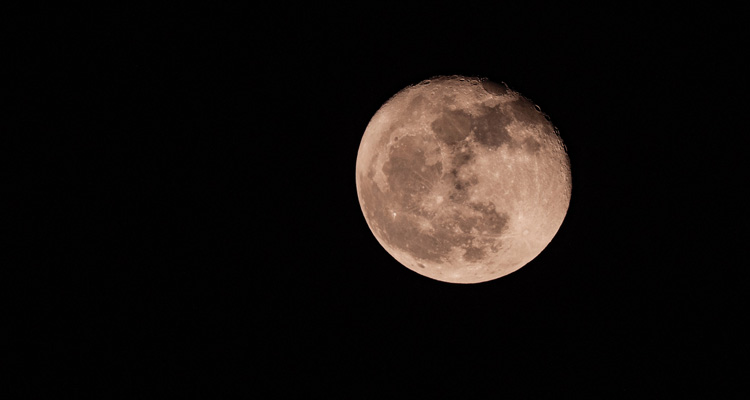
<box><xmin>355</xmin><ymin>76</ymin><xmax>571</xmax><ymax>283</ymax></box>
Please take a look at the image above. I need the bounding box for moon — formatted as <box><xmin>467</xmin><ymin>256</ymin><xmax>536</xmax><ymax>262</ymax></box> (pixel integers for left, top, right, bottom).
<box><xmin>356</xmin><ymin>76</ymin><xmax>571</xmax><ymax>284</ymax></box>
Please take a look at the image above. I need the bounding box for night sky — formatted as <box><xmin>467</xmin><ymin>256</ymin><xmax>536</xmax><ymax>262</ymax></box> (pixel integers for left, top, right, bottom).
<box><xmin>9</xmin><ymin>4</ymin><xmax>745</xmax><ymax>396</ymax></box>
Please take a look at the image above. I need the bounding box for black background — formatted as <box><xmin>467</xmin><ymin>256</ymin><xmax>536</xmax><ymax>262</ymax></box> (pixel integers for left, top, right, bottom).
<box><xmin>7</xmin><ymin>4</ymin><xmax>746</xmax><ymax>397</ymax></box>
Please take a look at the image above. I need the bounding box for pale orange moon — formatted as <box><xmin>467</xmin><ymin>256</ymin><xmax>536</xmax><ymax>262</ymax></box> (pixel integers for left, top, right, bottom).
<box><xmin>355</xmin><ymin>76</ymin><xmax>571</xmax><ymax>284</ymax></box>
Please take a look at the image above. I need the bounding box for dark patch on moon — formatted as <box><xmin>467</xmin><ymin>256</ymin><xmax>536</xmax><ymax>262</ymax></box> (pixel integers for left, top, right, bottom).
<box><xmin>463</xmin><ymin>246</ymin><xmax>486</xmax><ymax>262</ymax></box>
<box><xmin>448</xmin><ymin>192</ymin><xmax>465</xmax><ymax>203</ymax></box>
<box><xmin>471</xmin><ymin>105</ymin><xmax>513</xmax><ymax>149</ymax></box>
<box><xmin>511</xmin><ymin>97</ymin><xmax>549</xmax><ymax>128</ymax></box>
<box><xmin>417</xmin><ymin>263</ymin><xmax>426</xmax><ymax>269</ymax></box>
<box><xmin>382</xmin><ymin>135</ymin><xmax>443</xmax><ymax>208</ymax></box>
<box><xmin>522</xmin><ymin>137</ymin><xmax>542</xmax><ymax>154</ymax></box>
<box><xmin>469</xmin><ymin>202</ymin><xmax>509</xmax><ymax>235</ymax></box>
<box><xmin>481</xmin><ymin>80</ymin><xmax>508</xmax><ymax>97</ymax></box>
<box><xmin>452</xmin><ymin>146</ymin><xmax>473</xmax><ymax>168</ymax></box>
<box><xmin>396</xmin><ymin>217</ymin><xmax>472</xmax><ymax>263</ymax></box>
<box><xmin>448</xmin><ymin>180</ymin><xmax>469</xmax><ymax>203</ymax></box>
<box><xmin>431</xmin><ymin>109</ymin><xmax>472</xmax><ymax>145</ymax></box>
<box><xmin>455</xmin><ymin>212</ymin><xmax>479</xmax><ymax>233</ymax></box>
<box><xmin>440</xmin><ymin>95</ymin><xmax>457</xmax><ymax>107</ymax></box>
<box><xmin>443</xmin><ymin>149</ymin><xmax>474</xmax><ymax>199</ymax></box>
<box><xmin>448</xmin><ymin>175</ymin><xmax>478</xmax><ymax>203</ymax></box>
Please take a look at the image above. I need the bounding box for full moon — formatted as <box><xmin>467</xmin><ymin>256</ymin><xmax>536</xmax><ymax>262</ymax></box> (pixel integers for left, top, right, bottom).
<box><xmin>356</xmin><ymin>76</ymin><xmax>571</xmax><ymax>284</ymax></box>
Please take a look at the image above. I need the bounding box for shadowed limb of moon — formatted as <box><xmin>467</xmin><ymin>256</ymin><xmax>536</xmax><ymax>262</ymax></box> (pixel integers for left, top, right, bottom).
<box><xmin>356</xmin><ymin>76</ymin><xmax>571</xmax><ymax>284</ymax></box>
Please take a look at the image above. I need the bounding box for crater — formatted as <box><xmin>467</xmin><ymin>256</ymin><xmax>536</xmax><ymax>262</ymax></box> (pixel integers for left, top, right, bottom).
<box><xmin>481</xmin><ymin>80</ymin><xmax>508</xmax><ymax>97</ymax></box>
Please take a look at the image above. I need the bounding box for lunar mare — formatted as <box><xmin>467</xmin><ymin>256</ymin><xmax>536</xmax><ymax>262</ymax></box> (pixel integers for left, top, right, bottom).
<box><xmin>356</xmin><ymin>76</ymin><xmax>571</xmax><ymax>284</ymax></box>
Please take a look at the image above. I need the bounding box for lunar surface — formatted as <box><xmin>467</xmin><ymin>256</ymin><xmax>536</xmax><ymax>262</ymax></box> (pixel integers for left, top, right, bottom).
<box><xmin>356</xmin><ymin>76</ymin><xmax>571</xmax><ymax>284</ymax></box>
